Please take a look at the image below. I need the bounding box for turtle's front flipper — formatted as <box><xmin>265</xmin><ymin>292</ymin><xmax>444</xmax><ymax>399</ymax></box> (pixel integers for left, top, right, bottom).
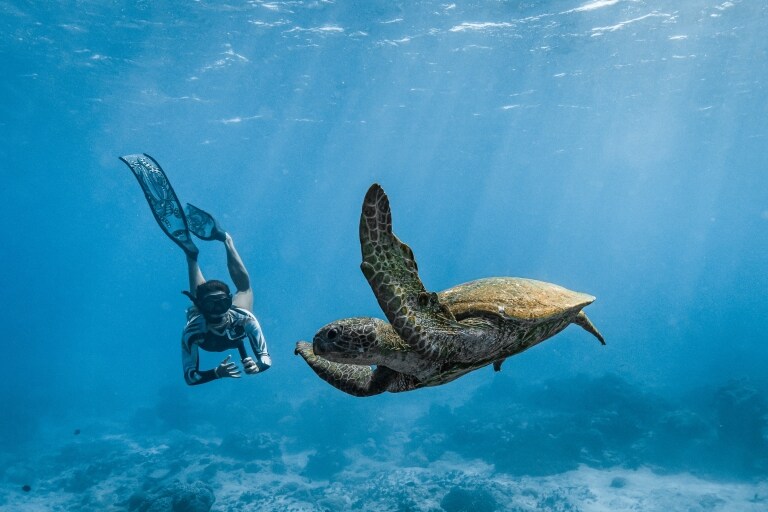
<box><xmin>294</xmin><ymin>342</ymin><xmax>418</xmax><ymax>397</ymax></box>
<box><xmin>359</xmin><ymin>184</ymin><xmax>462</xmax><ymax>360</ymax></box>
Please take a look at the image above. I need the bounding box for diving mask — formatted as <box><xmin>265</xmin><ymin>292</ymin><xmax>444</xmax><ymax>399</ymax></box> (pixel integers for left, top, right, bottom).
<box><xmin>199</xmin><ymin>291</ymin><xmax>233</xmax><ymax>316</ymax></box>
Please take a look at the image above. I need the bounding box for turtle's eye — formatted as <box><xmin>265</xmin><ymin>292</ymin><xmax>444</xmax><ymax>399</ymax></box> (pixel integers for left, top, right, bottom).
<box><xmin>418</xmin><ymin>292</ymin><xmax>430</xmax><ymax>307</ymax></box>
<box><xmin>327</xmin><ymin>327</ymin><xmax>340</xmax><ymax>340</ymax></box>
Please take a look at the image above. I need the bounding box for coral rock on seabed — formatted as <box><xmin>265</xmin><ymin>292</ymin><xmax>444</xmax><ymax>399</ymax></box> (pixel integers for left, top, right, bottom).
<box><xmin>128</xmin><ymin>480</ymin><xmax>215</xmax><ymax>512</ymax></box>
<box><xmin>441</xmin><ymin>486</ymin><xmax>499</xmax><ymax>512</ymax></box>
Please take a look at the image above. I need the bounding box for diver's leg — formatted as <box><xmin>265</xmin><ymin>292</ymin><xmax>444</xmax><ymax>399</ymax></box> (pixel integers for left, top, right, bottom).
<box><xmin>187</xmin><ymin>253</ymin><xmax>206</xmax><ymax>296</ymax></box>
<box><xmin>225</xmin><ymin>233</ymin><xmax>254</xmax><ymax>311</ymax></box>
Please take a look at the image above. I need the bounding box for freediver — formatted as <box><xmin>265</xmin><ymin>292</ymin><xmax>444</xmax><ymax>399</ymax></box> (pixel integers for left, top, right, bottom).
<box><xmin>119</xmin><ymin>154</ymin><xmax>271</xmax><ymax>386</ymax></box>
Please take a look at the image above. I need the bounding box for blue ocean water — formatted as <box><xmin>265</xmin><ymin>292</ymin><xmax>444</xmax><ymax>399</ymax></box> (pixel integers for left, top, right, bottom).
<box><xmin>1</xmin><ymin>0</ymin><xmax>767</xmax><ymax>510</ymax></box>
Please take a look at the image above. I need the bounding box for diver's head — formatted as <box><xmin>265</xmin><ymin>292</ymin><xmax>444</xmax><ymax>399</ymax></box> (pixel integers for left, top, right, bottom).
<box><xmin>196</xmin><ymin>280</ymin><xmax>233</xmax><ymax>321</ymax></box>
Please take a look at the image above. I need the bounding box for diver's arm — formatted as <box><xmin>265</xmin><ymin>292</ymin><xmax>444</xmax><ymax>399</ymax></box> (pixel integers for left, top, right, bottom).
<box><xmin>181</xmin><ymin>332</ymin><xmax>242</xmax><ymax>384</ymax></box>
<box><xmin>246</xmin><ymin>318</ymin><xmax>268</xmax><ymax>356</ymax></box>
<box><xmin>242</xmin><ymin>317</ymin><xmax>271</xmax><ymax>374</ymax></box>
<box><xmin>181</xmin><ymin>338</ymin><xmax>219</xmax><ymax>385</ymax></box>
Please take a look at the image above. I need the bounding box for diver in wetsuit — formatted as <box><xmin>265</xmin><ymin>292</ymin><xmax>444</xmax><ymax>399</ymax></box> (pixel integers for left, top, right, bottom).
<box><xmin>119</xmin><ymin>154</ymin><xmax>271</xmax><ymax>385</ymax></box>
<box><xmin>181</xmin><ymin>228</ymin><xmax>272</xmax><ymax>385</ymax></box>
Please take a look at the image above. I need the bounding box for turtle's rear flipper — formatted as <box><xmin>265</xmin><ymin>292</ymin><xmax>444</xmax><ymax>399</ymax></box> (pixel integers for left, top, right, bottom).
<box><xmin>493</xmin><ymin>359</ymin><xmax>506</xmax><ymax>372</ymax></box>
<box><xmin>575</xmin><ymin>311</ymin><xmax>605</xmax><ymax>345</ymax></box>
<box><xmin>119</xmin><ymin>154</ymin><xmax>198</xmax><ymax>257</ymax></box>
<box><xmin>295</xmin><ymin>341</ymin><xmax>419</xmax><ymax>397</ymax></box>
<box><xmin>359</xmin><ymin>184</ymin><xmax>460</xmax><ymax>360</ymax></box>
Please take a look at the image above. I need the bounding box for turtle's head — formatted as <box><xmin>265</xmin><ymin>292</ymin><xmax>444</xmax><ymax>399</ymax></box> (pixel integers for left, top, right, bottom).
<box><xmin>313</xmin><ymin>317</ymin><xmax>400</xmax><ymax>365</ymax></box>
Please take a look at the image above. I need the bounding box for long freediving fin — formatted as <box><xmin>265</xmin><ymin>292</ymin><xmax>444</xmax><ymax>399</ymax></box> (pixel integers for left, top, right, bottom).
<box><xmin>185</xmin><ymin>203</ymin><xmax>227</xmax><ymax>242</ymax></box>
<box><xmin>119</xmin><ymin>153</ymin><xmax>198</xmax><ymax>256</ymax></box>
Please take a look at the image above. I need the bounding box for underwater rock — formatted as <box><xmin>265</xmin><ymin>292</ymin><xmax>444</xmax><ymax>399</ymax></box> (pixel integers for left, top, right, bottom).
<box><xmin>698</xmin><ymin>494</ymin><xmax>726</xmax><ymax>509</ymax></box>
<box><xmin>302</xmin><ymin>448</ymin><xmax>347</xmax><ymax>480</ymax></box>
<box><xmin>440</xmin><ymin>486</ymin><xmax>499</xmax><ymax>512</ymax></box>
<box><xmin>709</xmin><ymin>380</ymin><xmax>768</xmax><ymax>477</ymax></box>
<box><xmin>406</xmin><ymin>373</ymin><xmax>768</xmax><ymax>477</ymax></box>
<box><xmin>639</xmin><ymin>409</ymin><xmax>714</xmax><ymax>473</ymax></box>
<box><xmin>128</xmin><ymin>480</ymin><xmax>215</xmax><ymax>512</ymax></box>
<box><xmin>714</xmin><ymin>381</ymin><xmax>768</xmax><ymax>445</ymax></box>
<box><xmin>656</xmin><ymin>409</ymin><xmax>711</xmax><ymax>440</ymax></box>
<box><xmin>609</xmin><ymin>477</ymin><xmax>628</xmax><ymax>489</ymax></box>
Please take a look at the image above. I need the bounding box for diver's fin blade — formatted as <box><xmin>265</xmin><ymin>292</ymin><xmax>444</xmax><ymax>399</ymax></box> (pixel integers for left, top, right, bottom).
<box><xmin>119</xmin><ymin>154</ymin><xmax>198</xmax><ymax>256</ymax></box>
<box><xmin>185</xmin><ymin>203</ymin><xmax>226</xmax><ymax>241</ymax></box>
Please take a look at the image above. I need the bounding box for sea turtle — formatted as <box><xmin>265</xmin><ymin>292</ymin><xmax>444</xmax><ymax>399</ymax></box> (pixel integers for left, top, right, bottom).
<box><xmin>295</xmin><ymin>184</ymin><xmax>605</xmax><ymax>397</ymax></box>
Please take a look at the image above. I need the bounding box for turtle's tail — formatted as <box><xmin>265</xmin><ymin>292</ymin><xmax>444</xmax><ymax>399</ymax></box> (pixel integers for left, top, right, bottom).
<box><xmin>575</xmin><ymin>311</ymin><xmax>605</xmax><ymax>345</ymax></box>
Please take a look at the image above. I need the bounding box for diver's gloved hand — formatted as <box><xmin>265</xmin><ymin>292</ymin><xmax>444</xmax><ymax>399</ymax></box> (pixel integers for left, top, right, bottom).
<box><xmin>242</xmin><ymin>354</ymin><xmax>271</xmax><ymax>375</ymax></box>
<box><xmin>214</xmin><ymin>355</ymin><xmax>241</xmax><ymax>379</ymax></box>
<box><xmin>242</xmin><ymin>356</ymin><xmax>258</xmax><ymax>374</ymax></box>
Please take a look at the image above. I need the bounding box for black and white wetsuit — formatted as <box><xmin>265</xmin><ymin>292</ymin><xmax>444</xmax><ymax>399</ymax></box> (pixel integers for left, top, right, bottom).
<box><xmin>181</xmin><ymin>306</ymin><xmax>269</xmax><ymax>385</ymax></box>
